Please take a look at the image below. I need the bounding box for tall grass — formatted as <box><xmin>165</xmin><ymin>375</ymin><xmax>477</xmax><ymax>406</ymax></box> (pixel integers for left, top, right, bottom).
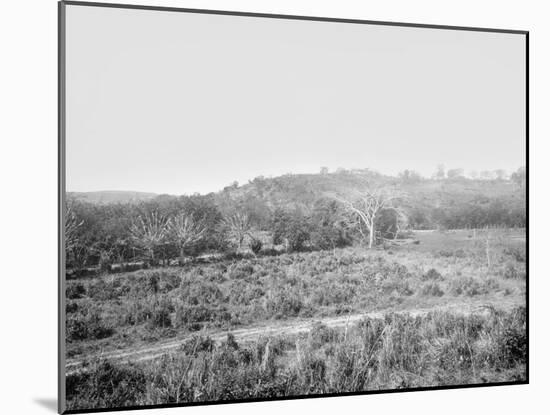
<box><xmin>66</xmin><ymin>307</ymin><xmax>526</xmax><ymax>411</ymax></box>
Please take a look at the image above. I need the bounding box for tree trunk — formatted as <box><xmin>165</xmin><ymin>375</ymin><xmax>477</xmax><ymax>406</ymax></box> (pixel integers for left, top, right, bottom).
<box><xmin>179</xmin><ymin>246</ymin><xmax>185</xmax><ymax>266</ymax></box>
<box><xmin>368</xmin><ymin>222</ymin><xmax>375</xmax><ymax>249</ymax></box>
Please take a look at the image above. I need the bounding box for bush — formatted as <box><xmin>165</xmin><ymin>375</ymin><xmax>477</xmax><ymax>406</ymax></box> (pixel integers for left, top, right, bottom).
<box><xmin>67</xmin><ymin>283</ymin><xmax>86</xmax><ymax>299</ymax></box>
<box><xmin>229</xmin><ymin>280</ymin><xmax>265</xmax><ymax>306</ymax></box>
<box><xmin>66</xmin><ymin>360</ymin><xmax>147</xmax><ymax>410</ymax></box>
<box><xmin>66</xmin><ymin>301</ymin><xmax>79</xmax><ymax>314</ymax></box>
<box><xmin>67</xmin><ymin>307</ymin><xmax>114</xmax><ymax>341</ymax></box>
<box><xmin>227</xmin><ymin>261</ymin><xmax>255</xmax><ymax>280</ymax></box>
<box><xmin>381</xmin><ymin>278</ymin><xmax>414</xmax><ymax>296</ymax></box>
<box><xmin>502</xmin><ymin>262</ymin><xmax>525</xmax><ymax>279</ymax></box>
<box><xmin>264</xmin><ymin>286</ymin><xmax>303</xmax><ymax>318</ymax></box>
<box><xmin>180</xmin><ymin>335</ymin><xmax>216</xmax><ymax>355</ymax></box>
<box><xmin>296</xmin><ymin>352</ymin><xmax>327</xmax><ymax>390</ymax></box>
<box><xmin>174</xmin><ymin>304</ymin><xmax>231</xmax><ymax>330</ymax></box>
<box><xmin>99</xmin><ymin>251</ymin><xmax>112</xmax><ymax>273</ymax></box>
<box><xmin>271</xmin><ymin>209</ymin><xmax>311</xmax><ymax>252</ymax></box>
<box><xmin>421</xmin><ymin>282</ymin><xmax>444</xmax><ymax>297</ymax></box>
<box><xmin>86</xmin><ymin>279</ymin><xmax>120</xmax><ymax>301</ymax></box>
<box><xmin>449</xmin><ymin>277</ymin><xmax>484</xmax><ymax>297</ymax></box>
<box><xmin>179</xmin><ymin>279</ymin><xmax>225</xmax><ymax>305</ymax></box>
<box><xmin>437</xmin><ymin>249</ymin><xmax>466</xmax><ymax>258</ymax></box>
<box><xmin>497</xmin><ymin>326</ymin><xmax>527</xmax><ymax>366</ymax></box>
<box><xmin>422</xmin><ymin>268</ymin><xmax>444</xmax><ymax>281</ymax></box>
<box><xmin>504</xmin><ymin>246</ymin><xmax>526</xmax><ymax>263</ymax></box>
<box><xmin>147</xmin><ymin>298</ymin><xmax>173</xmax><ymax>329</ymax></box>
<box><xmin>250</xmin><ymin>238</ymin><xmax>263</xmax><ymax>255</ymax></box>
<box><xmin>308</xmin><ymin>322</ymin><xmax>339</xmax><ymax>348</ymax></box>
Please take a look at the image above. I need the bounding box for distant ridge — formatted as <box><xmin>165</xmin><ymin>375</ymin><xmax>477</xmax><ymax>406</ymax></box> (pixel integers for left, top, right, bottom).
<box><xmin>67</xmin><ymin>190</ymin><xmax>158</xmax><ymax>204</ymax></box>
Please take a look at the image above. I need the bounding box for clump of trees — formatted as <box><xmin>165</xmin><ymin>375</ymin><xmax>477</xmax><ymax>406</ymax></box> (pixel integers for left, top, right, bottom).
<box><xmin>66</xmin><ymin>166</ymin><xmax>526</xmax><ymax>270</ymax></box>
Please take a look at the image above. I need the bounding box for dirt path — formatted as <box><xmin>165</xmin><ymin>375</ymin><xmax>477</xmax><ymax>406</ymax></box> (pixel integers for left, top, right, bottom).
<box><xmin>65</xmin><ymin>298</ymin><xmax>523</xmax><ymax>375</ymax></box>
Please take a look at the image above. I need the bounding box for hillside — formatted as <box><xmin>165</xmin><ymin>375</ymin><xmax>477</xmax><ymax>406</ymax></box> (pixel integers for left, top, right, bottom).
<box><xmin>222</xmin><ymin>170</ymin><xmax>520</xmax><ymax>207</ymax></box>
<box><xmin>67</xmin><ymin>190</ymin><xmax>157</xmax><ymax>204</ymax></box>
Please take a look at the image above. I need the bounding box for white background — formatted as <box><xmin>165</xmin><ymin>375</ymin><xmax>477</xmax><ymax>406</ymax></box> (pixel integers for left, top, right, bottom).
<box><xmin>0</xmin><ymin>0</ymin><xmax>544</xmax><ymax>414</ymax></box>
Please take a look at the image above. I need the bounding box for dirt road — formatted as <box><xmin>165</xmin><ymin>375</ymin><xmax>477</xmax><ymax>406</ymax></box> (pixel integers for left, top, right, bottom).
<box><xmin>65</xmin><ymin>298</ymin><xmax>522</xmax><ymax>375</ymax></box>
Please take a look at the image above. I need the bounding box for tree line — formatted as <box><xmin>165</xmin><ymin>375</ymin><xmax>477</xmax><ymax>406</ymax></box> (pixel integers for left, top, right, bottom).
<box><xmin>65</xmin><ymin>168</ymin><xmax>526</xmax><ymax>270</ymax></box>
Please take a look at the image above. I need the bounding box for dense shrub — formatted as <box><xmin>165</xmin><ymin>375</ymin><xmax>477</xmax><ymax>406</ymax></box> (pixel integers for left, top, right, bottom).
<box><xmin>308</xmin><ymin>322</ymin><xmax>339</xmax><ymax>349</ymax></box>
<box><xmin>228</xmin><ymin>280</ymin><xmax>265</xmax><ymax>306</ymax></box>
<box><xmin>504</xmin><ymin>246</ymin><xmax>526</xmax><ymax>263</ymax></box>
<box><xmin>264</xmin><ymin>286</ymin><xmax>303</xmax><ymax>318</ymax></box>
<box><xmin>437</xmin><ymin>249</ymin><xmax>466</xmax><ymax>258</ymax></box>
<box><xmin>66</xmin><ymin>360</ymin><xmax>147</xmax><ymax>410</ymax></box>
<box><xmin>449</xmin><ymin>277</ymin><xmax>485</xmax><ymax>297</ymax></box>
<box><xmin>381</xmin><ymin>278</ymin><xmax>414</xmax><ymax>296</ymax></box>
<box><xmin>502</xmin><ymin>262</ymin><xmax>525</xmax><ymax>279</ymax></box>
<box><xmin>174</xmin><ymin>304</ymin><xmax>231</xmax><ymax>330</ymax></box>
<box><xmin>421</xmin><ymin>282</ymin><xmax>444</xmax><ymax>297</ymax></box>
<box><xmin>422</xmin><ymin>268</ymin><xmax>444</xmax><ymax>281</ymax></box>
<box><xmin>271</xmin><ymin>209</ymin><xmax>311</xmax><ymax>252</ymax></box>
<box><xmin>227</xmin><ymin>262</ymin><xmax>255</xmax><ymax>280</ymax></box>
<box><xmin>147</xmin><ymin>298</ymin><xmax>173</xmax><ymax>329</ymax></box>
<box><xmin>179</xmin><ymin>279</ymin><xmax>225</xmax><ymax>305</ymax></box>
<box><xmin>66</xmin><ymin>301</ymin><xmax>79</xmax><ymax>314</ymax></box>
<box><xmin>179</xmin><ymin>335</ymin><xmax>216</xmax><ymax>356</ymax></box>
<box><xmin>67</xmin><ymin>283</ymin><xmax>86</xmax><ymax>299</ymax></box>
<box><xmin>67</xmin><ymin>307</ymin><xmax>114</xmax><ymax>341</ymax></box>
<box><xmin>249</xmin><ymin>238</ymin><xmax>263</xmax><ymax>255</ymax></box>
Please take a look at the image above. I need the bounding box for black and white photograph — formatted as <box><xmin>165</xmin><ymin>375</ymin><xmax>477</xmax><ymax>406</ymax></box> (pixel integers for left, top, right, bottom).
<box><xmin>60</xmin><ymin>2</ymin><xmax>527</xmax><ymax>413</ymax></box>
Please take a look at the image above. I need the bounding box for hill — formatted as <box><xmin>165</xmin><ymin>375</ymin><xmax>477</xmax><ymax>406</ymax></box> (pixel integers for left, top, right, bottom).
<box><xmin>67</xmin><ymin>190</ymin><xmax>157</xmax><ymax>204</ymax></box>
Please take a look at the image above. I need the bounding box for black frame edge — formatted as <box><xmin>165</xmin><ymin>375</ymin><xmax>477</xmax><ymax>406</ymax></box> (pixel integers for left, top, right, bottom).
<box><xmin>63</xmin><ymin>381</ymin><xmax>529</xmax><ymax>414</ymax></box>
<box><xmin>525</xmin><ymin>31</ymin><xmax>530</xmax><ymax>384</ymax></box>
<box><xmin>58</xmin><ymin>1</ymin><xmax>67</xmax><ymax>414</ymax></box>
<box><xmin>61</xmin><ymin>0</ymin><xmax>528</xmax><ymax>35</ymax></box>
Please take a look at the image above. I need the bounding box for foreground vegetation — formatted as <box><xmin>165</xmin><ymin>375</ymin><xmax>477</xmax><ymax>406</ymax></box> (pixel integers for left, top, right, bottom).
<box><xmin>66</xmin><ymin>230</ymin><xmax>525</xmax><ymax>356</ymax></box>
<box><xmin>66</xmin><ymin>306</ymin><xmax>526</xmax><ymax>411</ymax></box>
<box><xmin>65</xmin><ymin>228</ymin><xmax>526</xmax><ymax>410</ymax></box>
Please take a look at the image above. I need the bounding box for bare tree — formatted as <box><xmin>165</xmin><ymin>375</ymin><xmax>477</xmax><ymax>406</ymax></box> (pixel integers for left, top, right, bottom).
<box><xmin>129</xmin><ymin>211</ymin><xmax>169</xmax><ymax>265</ymax></box>
<box><xmin>223</xmin><ymin>212</ymin><xmax>251</xmax><ymax>249</ymax></box>
<box><xmin>335</xmin><ymin>187</ymin><xmax>400</xmax><ymax>249</ymax></box>
<box><xmin>65</xmin><ymin>202</ymin><xmax>83</xmax><ymax>253</ymax></box>
<box><xmin>389</xmin><ymin>207</ymin><xmax>409</xmax><ymax>241</ymax></box>
<box><xmin>168</xmin><ymin>213</ymin><xmax>207</xmax><ymax>264</ymax></box>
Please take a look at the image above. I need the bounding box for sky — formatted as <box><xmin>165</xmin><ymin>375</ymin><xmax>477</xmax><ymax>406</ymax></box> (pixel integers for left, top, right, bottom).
<box><xmin>65</xmin><ymin>5</ymin><xmax>526</xmax><ymax>195</ymax></box>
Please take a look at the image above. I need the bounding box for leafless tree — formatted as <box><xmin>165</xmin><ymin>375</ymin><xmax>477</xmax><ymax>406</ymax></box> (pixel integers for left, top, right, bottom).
<box><xmin>223</xmin><ymin>212</ymin><xmax>251</xmax><ymax>249</ymax></box>
<box><xmin>335</xmin><ymin>187</ymin><xmax>401</xmax><ymax>249</ymax></box>
<box><xmin>388</xmin><ymin>207</ymin><xmax>409</xmax><ymax>241</ymax></box>
<box><xmin>129</xmin><ymin>211</ymin><xmax>169</xmax><ymax>265</ymax></box>
<box><xmin>65</xmin><ymin>202</ymin><xmax>83</xmax><ymax>252</ymax></box>
<box><xmin>168</xmin><ymin>213</ymin><xmax>207</xmax><ymax>264</ymax></box>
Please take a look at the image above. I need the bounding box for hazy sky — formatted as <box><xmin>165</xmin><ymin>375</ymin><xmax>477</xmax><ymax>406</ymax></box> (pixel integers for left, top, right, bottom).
<box><xmin>65</xmin><ymin>5</ymin><xmax>526</xmax><ymax>195</ymax></box>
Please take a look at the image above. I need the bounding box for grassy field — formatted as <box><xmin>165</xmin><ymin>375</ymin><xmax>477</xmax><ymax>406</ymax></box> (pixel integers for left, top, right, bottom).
<box><xmin>65</xmin><ymin>228</ymin><xmax>526</xmax><ymax>411</ymax></box>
